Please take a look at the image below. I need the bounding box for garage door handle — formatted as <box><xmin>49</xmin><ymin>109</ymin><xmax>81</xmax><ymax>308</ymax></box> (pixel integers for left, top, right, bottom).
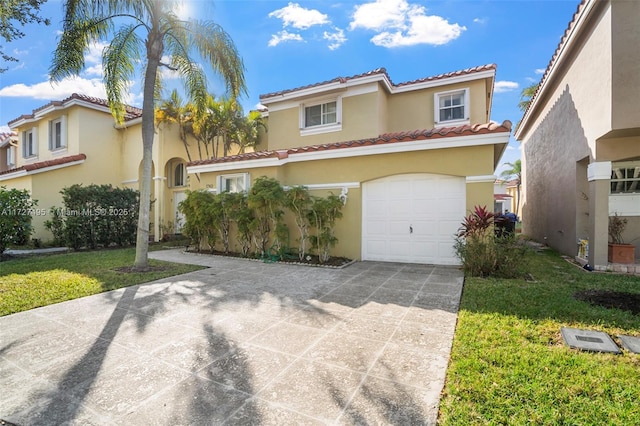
<box><xmin>409</xmin><ymin>225</ymin><xmax>413</xmax><ymax>234</ymax></box>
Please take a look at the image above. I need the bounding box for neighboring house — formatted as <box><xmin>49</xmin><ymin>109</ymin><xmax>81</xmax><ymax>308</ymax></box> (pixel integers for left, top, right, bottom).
<box><xmin>188</xmin><ymin>65</ymin><xmax>512</xmax><ymax>265</ymax></box>
<box><xmin>0</xmin><ymin>94</ymin><xmax>192</xmax><ymax>242</ymax></box>
<box><xmin>515</xmin><ymin>0</ymin><xmax>640</xmax><ymax>269</ymax></box>
<box><xmin>493</xmin><ymin>179</ymin><xmax>513</xmax><ymax>214</ymax></box>
<box><xmin>0</xmin><ymin>132</ymin><xmax>18</xmax><ymax>173</ymax></box>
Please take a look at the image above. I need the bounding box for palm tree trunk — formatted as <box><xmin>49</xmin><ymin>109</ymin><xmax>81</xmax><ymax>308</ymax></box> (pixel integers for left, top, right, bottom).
<box><xmin>134</xmin><ymin>32</ymin><xmax>162</xmax><ymax>269</ymax></box>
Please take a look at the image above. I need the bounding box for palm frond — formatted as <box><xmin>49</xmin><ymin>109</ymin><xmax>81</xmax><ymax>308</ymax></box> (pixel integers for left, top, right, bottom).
<box><xmin>183</xmin><ymin>20</ymin><xmax>246</xmax><ymax>99</ymax></box>
<box><xmin>103</xmin><ymin>23</ymin><xmax>143</xmax><ymax>123</ymax></box>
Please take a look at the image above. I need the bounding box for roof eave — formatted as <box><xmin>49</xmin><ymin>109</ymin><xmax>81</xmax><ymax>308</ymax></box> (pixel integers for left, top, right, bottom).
<box><xmin>515</xmin><ymin>0</ymin><xmax>600</xmax><ymax>140</ymax></box>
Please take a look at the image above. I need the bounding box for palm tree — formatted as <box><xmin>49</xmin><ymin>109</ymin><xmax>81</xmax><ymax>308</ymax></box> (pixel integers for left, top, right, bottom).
<box><xmin>518</xmin><ymin>83</ymin><xmax>538</xmax><ymax>112</ymax></box>
<box><xmin>500</xmin><ymin>159</ymin><xmax>522</xmax><ymax>217</ymax></box>
<box><xmin>156</xmin><ymin>89</ymin><xmax>194</xmax><ymax>163</ymax></box>
<box><xmin>50</xmin><ymin>0</ymin><xmax>245</xmax><ymax>269</ymax></box>
<box><xmin>236</xmin><ymin>110</ymin><xmax>266</xmax><ymax>154</ymax></box>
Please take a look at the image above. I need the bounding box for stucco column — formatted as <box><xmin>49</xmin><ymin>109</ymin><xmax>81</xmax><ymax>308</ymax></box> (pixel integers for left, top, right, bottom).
<box><xmin>587</xmin><ymin>161</ymin><xmax>611</xmax><ymax>268</ymax></box>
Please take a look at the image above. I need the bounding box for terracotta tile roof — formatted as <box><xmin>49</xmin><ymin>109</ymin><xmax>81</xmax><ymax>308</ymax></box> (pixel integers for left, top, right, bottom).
<box><xmin>8</xmin><ymin>93</ymin><xmax>143</xmax><ymax>126</ymax></box>
<box><xmin>517</xmin><ymin>0</ymin><xmax>587</xmax><ymax>134</ymax></box>
<box><xmin>259</xmin><ymin>64</ymin><xmax>496</xmax><ymax>100</ymax></box>
<box><xmin>0</xmin><ymin>154</ymin><xmax>86</xmax><ymax>176</ymax></box>
<box><xmin>0</xmin><ymin>131</ymin><xmax>18</xmax><ymax>147</ymax></box>
<box><xmin>494</xmin><ymin>194</ymin><xmax>513</xmax><ymax>201</ymax></box>
<box><xmin>188</xmin><ymin>120</ymin><xmax>512</xmax><ymax>167</ymax></box>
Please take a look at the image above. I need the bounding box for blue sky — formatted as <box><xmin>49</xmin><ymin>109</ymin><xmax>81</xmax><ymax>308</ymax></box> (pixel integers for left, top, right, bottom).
<box><xmin>0</xmin><ymin>0</ymin><xmax>580</xmax><ymax>174</ymax></box>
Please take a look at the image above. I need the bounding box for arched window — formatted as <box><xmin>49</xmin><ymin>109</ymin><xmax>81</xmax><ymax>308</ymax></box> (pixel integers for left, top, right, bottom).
<box><xmin>174</xmin><ymin>163</ymin><xmax>185</xmax><ymax>187</ymax></box>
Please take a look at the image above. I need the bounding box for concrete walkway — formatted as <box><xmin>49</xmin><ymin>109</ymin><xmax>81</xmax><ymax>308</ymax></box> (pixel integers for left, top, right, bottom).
<box><xmin>1</xmin><ymin>249</ymin><xmax>464</xmax><ymax>425</ymax></box>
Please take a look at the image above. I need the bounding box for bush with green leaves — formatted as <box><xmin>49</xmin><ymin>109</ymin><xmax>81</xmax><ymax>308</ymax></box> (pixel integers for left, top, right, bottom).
<box><xmin>285</xmin><ymin>186</ymin><xmax>313</xmax><ymax>261</ymax></box>
<box><xmin>0</xmin><ymin>186</ymin><xmax>37</xmax><ymax>253</ymax></box>
<box><xmin>44</xmin><ymin>184</ymin><xmax>138</xmax><ymax>249</ymax></box>
<box><xmin>454</xmin><ymin>205</ymin><xmax>529</xmax><ymax>278</ymax></box>
<box><xmin>308</xmin><ymin>193</ymin><xmax>344</xmax><ymax>263</ymax></box>
<box><xmin>180</xmin><ymin>177</ymin><xmax>346</xmax><ymax>262</ymax></box>
<box><xmin>178</xmin><ymin>190</ymin><xmax>217</xmax><ymax>251</ymax></box>
<box><xmin>247</xmin><ymin>176</ymin><xmax>286</xmax><ymax>257</ymax></box>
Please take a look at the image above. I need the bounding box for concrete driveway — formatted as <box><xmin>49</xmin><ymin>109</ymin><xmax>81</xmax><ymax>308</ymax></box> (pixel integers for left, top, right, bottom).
<box><xmin>1</xmin><ymin>249</ymin><xmax>464</xmax><ymax>425</ymax></box>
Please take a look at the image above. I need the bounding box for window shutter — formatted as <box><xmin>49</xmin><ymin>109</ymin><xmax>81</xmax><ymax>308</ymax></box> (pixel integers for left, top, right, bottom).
<box><xmin>32</xmin><ymin>127</ymin><xmax>38</xmax><ymax>155</ymax></box>
<box><xmin>61</xmin><ymin>115</ymin><xmax>67</xmax><ymax>147</ymax></box>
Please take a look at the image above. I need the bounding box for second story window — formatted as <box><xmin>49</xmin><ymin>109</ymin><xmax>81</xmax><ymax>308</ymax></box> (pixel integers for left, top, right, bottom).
<box><xmin>611</xmin><ymin>162</ymin><xmax>640</xmax><ymax>194</ymax></box>
<box><xmin>299</xmin><ymin>97</ymin><xmax>342</xmax><ymax>136</ymax></box>
<box><xmin>305</xmin><ymin>101</ymin><xmax>337</xmax><ymax>127</ymax></box>
<box><xmin>7</xmin><ymin>146</ymin><xmax>16</xmax><ymax>168</ymax></box>
<box><xmin>49</xmin><ymin>116</ymin><xmax>67</xmax><ymax>151</ymax></box>
<box><xmin>22</xmin><ymin>127</ymin><xmax>37</xmax><ymax>158</ymax></box>
<box><xmin>435</xmin><ymin>89</ymin><xmax>469</xmax><ymax>126</ymax></box>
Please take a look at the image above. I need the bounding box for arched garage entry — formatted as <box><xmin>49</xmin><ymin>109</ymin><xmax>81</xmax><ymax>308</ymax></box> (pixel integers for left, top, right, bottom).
<box><xmin>362</xmin><ymin>173</ymin><xmax>465</xmax><ymax>265</ymax></box>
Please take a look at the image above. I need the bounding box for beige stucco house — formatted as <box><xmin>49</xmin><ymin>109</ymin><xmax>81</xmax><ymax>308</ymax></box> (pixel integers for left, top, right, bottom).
<box><xmin>188</xmin><ymin>65</ymin><xmax>512</xmax><ymax>265</ymax></box>
<box><xmin>515</xmin><ymin>0</ymin><xmax>640</xmax><ymax>270</ymax></box>
<box><xmin>0</xmin><ymin>94</ymin><xmax>191</xmax><ymax>242</ymax></box>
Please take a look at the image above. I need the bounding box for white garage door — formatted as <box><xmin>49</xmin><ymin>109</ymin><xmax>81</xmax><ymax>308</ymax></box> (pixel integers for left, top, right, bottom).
<box><xmin>362</xmin><ymin>173</ymin><xmax>466</xmax><ymax>265</ymax></box>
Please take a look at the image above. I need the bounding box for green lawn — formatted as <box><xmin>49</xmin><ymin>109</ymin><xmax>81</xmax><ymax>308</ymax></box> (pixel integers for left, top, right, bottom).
<box><xmin>439</xmin><ymin>248</ymin><xmax>640</xmax><ymax>425</ymax></box>
<box><xmin>0</xmin><ymin>247</ymin><xmax>203</xmax><ymax>316</ymax></box>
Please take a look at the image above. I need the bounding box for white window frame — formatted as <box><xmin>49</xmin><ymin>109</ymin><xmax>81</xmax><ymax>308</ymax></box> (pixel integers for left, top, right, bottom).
<box><xmin>22</xmin><ymin>127</ymin><xmax>38</xmax><ymax>158</ymax></box>
<box><xmin>216</xmin><ymin>172</ymin><xmax>250</xmax><ymax>193</ymax></box>
<box><xmin>49</xmin><ymin>115</ymin><xmax>67</xmax><ymax>151</ymax></box>
<box><xmin>299</xmin><ymin>96</ymin><xmax>342</xmax><ymax>136</ymax></box>
<box><xmin>6</xmin><ymin>146</ymin><xmax>16</xmax><ymax>168</ymax></box>
<box><xmin>168</xmin><ymin>161</ymin><xmax>186</xmax><ymax>188</ymax></box>
<box><xmin>434</xmin><ymin>88</ymin><xmax>470</xmax><ymax>127</ymax></box>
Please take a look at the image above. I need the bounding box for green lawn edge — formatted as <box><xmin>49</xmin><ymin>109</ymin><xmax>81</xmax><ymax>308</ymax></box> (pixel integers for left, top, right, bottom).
<box><xmin>0</xmin><ymin>247</ymin><xmax>204</xmax><ymax>316</ymax></box>
<box><xmin>439</xmin><ymin>248</ymin><xmax>640</xmax><ymax>425</ymax></box>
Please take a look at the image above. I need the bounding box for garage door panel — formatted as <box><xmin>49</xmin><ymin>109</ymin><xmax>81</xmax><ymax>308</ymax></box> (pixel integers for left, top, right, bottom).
<box><xmin>389</xmin><ymin>221</ymin><xmax>411</xmax><ymax>235</ymax></box>
<box><xmin>363</xmin><ymin>173</ymin><xmax>465</xmax><ymax>265</ymax></box>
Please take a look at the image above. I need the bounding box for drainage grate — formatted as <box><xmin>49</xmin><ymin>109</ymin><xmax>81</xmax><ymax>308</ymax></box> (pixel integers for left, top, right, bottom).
<box><xmin>560</xmin><ymin>327</ymin><xmax>621</xmax><ymax>354</ymax></box>
<box><xmin>618</xmin><ymin>335</ymin><xmax>640</xmax><ymax>354</ymax></box>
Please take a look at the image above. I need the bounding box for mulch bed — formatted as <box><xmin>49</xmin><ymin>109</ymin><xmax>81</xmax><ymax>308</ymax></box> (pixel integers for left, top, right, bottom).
<box><xmin>574</xmin><ymin>290</ymin><xmax>640</xmax><ymax>315</ymax></box>
<box><xmin>113</xmin><ymin>265</ymin><xmax>170</xmax><ymax>273</ymax></box>
<box><xmin>186</xmin><ymin>249</ymin><xmax>353</xmax><ymax>268</ymax></box>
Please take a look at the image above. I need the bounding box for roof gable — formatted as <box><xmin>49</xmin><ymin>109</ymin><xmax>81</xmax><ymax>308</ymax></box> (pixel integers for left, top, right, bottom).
<box><xmin>259</xmin><ymin>64</ymin><xmax>496</xmax><ymax>104</ymax></box>
<box><xmin>8</xmin><ymin>93</ymin><xmax>142</xmax><ymax>127</ymax></box>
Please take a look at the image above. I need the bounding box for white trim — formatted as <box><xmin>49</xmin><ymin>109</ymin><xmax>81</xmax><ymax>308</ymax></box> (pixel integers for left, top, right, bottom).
<box><xmin>188</xmin><ymin>157</ymin><xmax>281</xmax><ymax>174</ymax></box>
<box><xmin>0</xmin><ymin>169</ymin><xmax>27</xmax><ymax>181</ymax></box>
<box><xmin>153</xmin><ymin>176</ymin><xmax>166</xmax><ymax>181</ymax></box>
<box><xmin>187</xmin><ymin>132</ymin><xmax>510</xmax><ymax>174</ymax></box>
<box><xmin>299</xmin><ymin>97</ymin><xmax>342</xmax><ymax>135</ymax></box>
<box><xmin>587</xmin><ymin>161</ymin><xmax>611</xmax><ymax>181</ymax></box>
<box><xmin>260</xmin><ymin>69</ymin><xmax>495</xmax><ymax>105</ymax></box>
<box><xmin>466</xmin><ymin>175</ymin><xmax>497</xmax><ymax>183</ymax></box>
<box><xmin>434</xmin><ymin>88</ymin><xmax>470</xmax><ymax>126</ymax></box>
<box><xmin>10</xmin><ymin>99</ymin><xmax>113</xmax><ymax>127</ymax></box>
<box><xmin>610</xmin><ymin>194</ymin><xmax>640</xmax><ymax>216</ymax></box>
<box><xmin>300</xmin><ymin>123</ymin><xmax>342</xmax><ymax>136</ymax></box>
<box><xmin>122</xmin><ymin>179</ymin><xmax>138</xmax><ymax>184</ymax></box>
<box><xmin>0</xmin><ymin>159</ymin><xmax>85</xmax><ymax>182</ymax></box>
<box><xmin>283</xmin><ymin>182</ymin><xmax>360</xmax><ymax>190</ymax></box>
<box><xmin>217</xmin><ymin>172</ymin><xmax>250</xmax><ymax>193</ymax></box>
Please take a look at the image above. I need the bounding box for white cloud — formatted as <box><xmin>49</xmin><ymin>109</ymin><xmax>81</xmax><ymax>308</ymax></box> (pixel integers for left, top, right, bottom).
<box><xmin>350</xmin><ymin>0</ymin><xmax>465</xmax><ymax>47</ymax></box>
<box><xmin>494</xmin><ymin>81</ymin><xmax>519</xmax><ymax>93</ymax></box>
<box><xmin>84</xmin><ymin>41</ymin><xmax>108</xmax><ymax>66</ymax></box>
<box><xmin>473</xmin><ymin>18</ymin><xmax>487</xmax><ymax>24</ymax></box>
<box><xmin>268</xmin><ymin>30</ymin><xmax>304</xmax><ymax>47</ymax></box>
<box><xmin>0</xmin><ymin>76</ymin><xmax>108</xmax><ymax>100</ymax></box>
<box><xmin>535</xmin><ymin>68</ymin><xmax>546</xmax><ymax>74</ymax></box>
<box><xmin>0</xmin><ymin>125</ymin><xmax>11</xmax><ymax>133</ymax></box>
<box><xmin>269</xmin><ymin>3</ymin><xmax>329</xmax><ymax>30</ymax></box>
<box><xmin>323</xmin><ymin>28</ymin><xmax>347</xmax><ymax>50</ymax></box>
<box><xmin>12</xmin><ymin>48</ymin><xmax>28</xmax><ymax>56</ymax></box>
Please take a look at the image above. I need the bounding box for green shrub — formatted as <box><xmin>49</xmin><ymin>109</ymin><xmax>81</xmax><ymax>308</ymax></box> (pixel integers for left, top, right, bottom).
<box><xmin>308</xmin><ymin>194</ymin><xmax>344</xmax><ymax>263</ymax></box>
<box><xmin>44</xmin><ymin>184</ymin><xmax>138</xmax><ymax>249</ymax></box>
<box><xmin>454</xmin><ymin>205</ymin><xmax>529</xmax><ymax>278</ymax></box>
<box><xmin>0</xmin><ymin>186</ymin><xmax>37</xmax><ymax>253</ymax></box>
